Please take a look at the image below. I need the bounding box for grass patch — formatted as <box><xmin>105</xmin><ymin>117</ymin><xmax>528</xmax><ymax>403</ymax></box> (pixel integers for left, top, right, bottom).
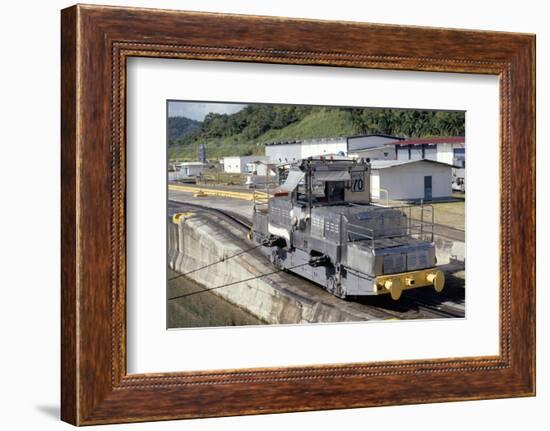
<box><xmin>409</xmin><ymin>200</ymin><xmax>465</xmax><ymax>230</ymax></box>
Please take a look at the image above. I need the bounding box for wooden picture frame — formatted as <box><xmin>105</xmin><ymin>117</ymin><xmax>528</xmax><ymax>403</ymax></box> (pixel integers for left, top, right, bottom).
<box><xmin>61</xmin><ymin>4</ymin><xmax>535</xmax><ymax>425</ymax></box>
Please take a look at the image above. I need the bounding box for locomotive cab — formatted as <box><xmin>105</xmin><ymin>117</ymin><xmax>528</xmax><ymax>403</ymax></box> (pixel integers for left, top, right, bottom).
<box><xmin>252</xmin><ymin>156</ymin><xmax>444</xmax><ymax>300</ymax></box>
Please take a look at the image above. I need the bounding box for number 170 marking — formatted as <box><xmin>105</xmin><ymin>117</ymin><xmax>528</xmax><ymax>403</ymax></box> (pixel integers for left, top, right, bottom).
<box><xmin>351</xmin><ymin>177</ymin><xmax>364</xmax><ymax>192</ymax></box>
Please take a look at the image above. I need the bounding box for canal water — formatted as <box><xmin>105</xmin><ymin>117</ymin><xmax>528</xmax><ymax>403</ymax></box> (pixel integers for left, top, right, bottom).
<box><xmin>167</xmin><ymin>270</ymin><xmax>265</xmax><ymax>329</ymax></box>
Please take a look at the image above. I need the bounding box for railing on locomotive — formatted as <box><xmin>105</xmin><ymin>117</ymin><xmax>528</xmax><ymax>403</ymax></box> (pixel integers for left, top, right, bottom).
<box><xmin>344</xmin><ymin>204</ymin><xmax>435</xmax><ymax>248</ymax></box>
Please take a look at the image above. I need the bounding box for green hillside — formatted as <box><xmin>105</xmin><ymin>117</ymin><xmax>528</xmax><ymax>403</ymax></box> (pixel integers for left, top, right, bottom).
<box><xmin>257</xmin><ymin>109</ymin><xmax>361</xmax><ymax>143</ymax></box>
<box><xmin>168</xmin><ymin>108</ymin><xmax>360</xmax><ymax>160</ymax></box>
<box><xmin>167</xmin><ymin>105</ymin><xmax>464</xmax><ymax>161</ymax></box>
<box><xmin>167</xmin><ymin>116</ymin><xmax>201</xmax><ymax>141</ymax></box>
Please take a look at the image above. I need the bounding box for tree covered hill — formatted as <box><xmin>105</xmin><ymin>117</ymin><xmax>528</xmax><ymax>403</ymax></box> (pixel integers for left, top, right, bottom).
<box><xmin>167</xmin><ymin>116</ymin><xmax>201</xmax><ymax>142</ymax></box>
<box><xmin>168</xmin><ymin>104</ymin><xmax>465</xmax><ymax>161</ymax></box>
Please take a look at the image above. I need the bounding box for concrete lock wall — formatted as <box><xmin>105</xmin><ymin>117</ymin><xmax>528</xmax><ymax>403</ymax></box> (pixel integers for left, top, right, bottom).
<box><xmin>167</xmin><ymin>216</ymin><xmax>376</xmax><ymax>324</ymax></box>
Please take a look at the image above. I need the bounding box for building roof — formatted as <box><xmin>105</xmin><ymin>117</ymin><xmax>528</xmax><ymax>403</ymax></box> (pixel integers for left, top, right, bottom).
<box><xmin>347</xmin><ymin>133</ymin><xmax>404</xmax><ymax>141</ymax></box>
<box><xmin>179</xmin><ymin>161</ymin><xmax>207</xmax><ymax>166</ymax></box>
<box><xmin>350</xmin><ymin>145</ymin><xmax>393</xmax><ymax>153</ymax></box>
<box><xmin>266</xmin><ymin>134</ymin><xmax>406</xmax><ymax>147</ymax></box>
<box><xmin>248</xmin><ymin>159</ymin><xmax>278</xmax><ymax>165</ymax></box>
<box><xmin>385</xmin><ymin>136</ymin><xmax>465</xmax><ymax>146</ymax></box>
<box><xmin>222</xmin><ymin>155</ymin><xmax>268</xmax><ymax>160</ymax></box>
<box><xmin>370</xmin><ymin>159</ymin><xmax>454</xmax><ymax>169</ymax></box>
<box><xmin>265</xmin><ymin>137</ymin><xmax>346</xmax><ymax>146</ymax></box>
<box><xmin>386</xmin><ymin>137</ymin><xmax>464</xmax><ymax>146</ymax></box>
<box><xmin>264</xmin><ymin>140</ymin><xmax>302</xmax><ymax>146</ymax></box>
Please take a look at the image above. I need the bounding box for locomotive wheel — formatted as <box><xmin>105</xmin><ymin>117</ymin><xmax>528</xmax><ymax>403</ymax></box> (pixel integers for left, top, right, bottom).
<box><xmin>327</xmin><ymin>276</ymin><xmax>337</xmax><ymax>296</ymax></box>
<box><xmin>327</xmin><ymin>276</ymin><xmax>347</xmax><ymax>300</ymax></box>
<box><xmin>335</xmin><ymin>285</ymin><xmax>347</xmax><ymax>300</ymax></box>
<box><xmin>270</xmin><ymin>250</ymin><xmax>283</xmax><ymax>269</ymax></box>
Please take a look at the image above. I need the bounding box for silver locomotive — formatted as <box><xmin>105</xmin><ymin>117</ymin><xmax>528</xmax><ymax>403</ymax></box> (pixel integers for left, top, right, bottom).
<box><xmin>251</xmin><ymin>157</ymin><xmax>444</xmax><ymax>300</ymax></box>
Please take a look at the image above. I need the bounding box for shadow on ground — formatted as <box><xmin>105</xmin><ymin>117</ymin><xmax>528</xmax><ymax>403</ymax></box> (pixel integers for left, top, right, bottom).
<box><xmin>35</xmin><ymin>404</ymin><xmax>59</xmax><ymax>420</ymax></box>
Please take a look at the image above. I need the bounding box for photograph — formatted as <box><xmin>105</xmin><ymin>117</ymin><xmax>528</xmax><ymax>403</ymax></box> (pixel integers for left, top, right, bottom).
<box><xmin>166</xmin><ymin>101</ymin><xmax>467</xmax><ymax>328</ymax></box>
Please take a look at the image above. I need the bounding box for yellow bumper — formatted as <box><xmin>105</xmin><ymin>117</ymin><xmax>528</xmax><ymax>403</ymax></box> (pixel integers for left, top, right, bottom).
<box><xmin>171</xmin><ymin>212</ymin><xmax>194</xmax><ymax>224</ymax></box>
<box><xmin>375</xmin><ymin>268</ymin><xmax>445</xmax><ymax>300</ymax></box>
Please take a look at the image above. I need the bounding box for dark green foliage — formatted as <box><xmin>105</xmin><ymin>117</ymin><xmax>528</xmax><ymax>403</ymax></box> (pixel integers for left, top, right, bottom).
<box><xmin>167</xmin><ymin>116</ymin><xmax>201</xmax><ymax>143</ymax></box>
<box><xmin>184</xmin><ymin>105</ymin><xmax>318</xmax><ymax>143</ymax></box>
<box><xmin>345</xmin><ymin>108</ymin><xmax>465</xmax><ymax>137</ymax></box>
<box><xmin>168</xmin><ymin>104</ymin><xmax>465</xmax><ymax>160</ymax></box>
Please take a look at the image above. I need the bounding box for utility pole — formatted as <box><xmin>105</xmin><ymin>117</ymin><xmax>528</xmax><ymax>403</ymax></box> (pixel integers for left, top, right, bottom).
<box><xmin>198</xmin><ymin>143</ymin><xmax>207</xmax><ymax>163</ymax></box>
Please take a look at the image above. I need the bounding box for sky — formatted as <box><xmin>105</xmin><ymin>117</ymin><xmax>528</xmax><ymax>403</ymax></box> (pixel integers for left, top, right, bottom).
<box><xmin>168</xmin><ymin>101</ymin><xmax>247</xmax><ymax>121</ymax></box>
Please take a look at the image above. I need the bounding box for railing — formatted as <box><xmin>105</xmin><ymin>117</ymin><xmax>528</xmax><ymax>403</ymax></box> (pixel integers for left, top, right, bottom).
<box><xmin>346</xmin><ymin>223</ymin><xmax>376</xmax><ymax>249</ymax></box>
<box><xmin>253</xmin><ymin>190</ymin><xmax>270</xmax><ymax>213</ymax></box>
<box><xmin>345</xmin><ymin>204</ymin><xmax>435</xmax><ymax>249</ymax></box>
<box><xmin>378</xmin><ymin>188</ymin><xmax>390</xmax><ymax>206</ymax></box>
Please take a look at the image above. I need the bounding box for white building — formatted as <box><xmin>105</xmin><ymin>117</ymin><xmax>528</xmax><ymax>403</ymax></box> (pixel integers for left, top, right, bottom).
<box><xmin>265</xmin><ymin>134</ymin><xmax>402</xmax><ymax>164</ymax></box>
<box><xmin>265</xmin><ymin>137</ymin><xmax>346</xmax><ymax>164</ymax></box>
<box><xmin>265</xmin><ymin>141</ymin><xmax>302</xmax><ymax>164</ymax></box>
<box><xmin>245</xmin><ymin>160</ymin><xmax>278</xmax><ymax>176</ymax></box>
<box><xmin>222</xmin><ymin>155</ymin><xmax>269</xmax><ymax>173</ymax></box>
<box><xmin>347</xmin><ymin>134</ymin><xmax>404</xmax><ymax>152</ymax></box>
<box><xmin>389</xmin><ymin>137</ymin><xmax>465</xmax><ymax>167</ymax></box>
<box><xmin>349</xmin><ymin>146</ymin><xmax>396</xmax><ymax>160</ymax></box>
<box><xmin>301</xmin><ymin>137</ymin><xmax>347</xmax><ymax>159</ymax></box>
<box><xmin>180</xmin><ymin>162</ymin><xmax>206</xmax><ymax>177</ymax></box>
<box><xmin>370</xmin><ymin>159</ymin><xmax>453</xmax><ymax>201</ymax></box>
<box><xmin>168</xmin><ymin>162</ymin><xmax>207</xmax><ymax>181</ymax></box>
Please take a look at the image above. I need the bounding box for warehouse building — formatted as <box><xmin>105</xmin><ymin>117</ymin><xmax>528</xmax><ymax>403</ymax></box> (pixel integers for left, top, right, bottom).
<box><xmin>265</xmin><ymin>134</ymin><xmax>403</xmax><ymax>163</ymax></box>
<box><xmin>265</xmin><ymin>137</ymin><xmax>346</xmax><ymax>164</ymax></box>
<box><xmin>168</xmin><ymin>161</ymin><xmax>207</xmax><ymax>181</ymax></box>
<box><xmin>349</xmin><ymin>145</ymin><xmax>396</xmax><ymax>160</ymax></box>
<box><xmin>245</xmin><ymin>160</ymin><xmax>278</xmax><ymax>176</ymax></box>
<box><xmin>347</xmin><ymin>134</ymin><xmax>404</xmax><ymax>152</ymax></box>
<box><xmin>388</xmin><ymin>136</ymin><xmax>465</xmax><ymax>167</ymax></box>
<box><xmin>370</xmin><ymin>159</ymin><xmax>453</xmax><ymax>201</ymax></box>
<box><xmin>222</xmin><ymin>155</ymin><xmax>269</xmax><ymax>173</ymax></box>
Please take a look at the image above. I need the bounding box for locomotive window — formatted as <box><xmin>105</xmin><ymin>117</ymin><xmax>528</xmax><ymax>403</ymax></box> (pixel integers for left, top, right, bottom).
<box><xmin>311</xmin><ymin>180</ymin><xmax>326</xmax><ymax>200</ymax></box>
<box><xmin>307</xmin><ymin>180</ymin><xmax>346</xmax><ymax>203</ymax></box>
<box><xmin>296</xmin><ymin>181</ymin><xmax>308</xmax><ymax>202</ymax></box>
<box><xmin>326</xmin><ymin>181</ymin><xmax>346</xmax><ymax>202</ymax></box>
<box><xmin>295</xmin><ymin>180</ymin><xmax>326</xmax><ymax>203</ymax></box>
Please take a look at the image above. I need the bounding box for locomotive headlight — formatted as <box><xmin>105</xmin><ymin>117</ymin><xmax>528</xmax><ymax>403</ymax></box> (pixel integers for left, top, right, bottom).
<box><xmin>289</xmin><ymin>209</ymin><xmax>298</xmax><ymax>227</ymax></box>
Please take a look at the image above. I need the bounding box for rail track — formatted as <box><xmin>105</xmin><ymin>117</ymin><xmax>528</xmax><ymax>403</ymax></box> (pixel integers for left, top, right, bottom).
<box><xmin>409</xmin><ymin>298</ymin><xmax>465</xmax><ymax>319</ymax></box>
<box><xmin>168</xmin><ymin>199</ymin><xmax>464</xmax><ymax>320</ymax></box>
<box><xmin>168</xmin><ymin>199</ymin><xmax>252</xmax><ymax>230</ymax></box>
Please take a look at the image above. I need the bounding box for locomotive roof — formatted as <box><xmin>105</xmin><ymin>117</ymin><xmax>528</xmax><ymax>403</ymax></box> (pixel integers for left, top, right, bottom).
<box><xmin>370</xmin><ymin>159</ymin><xmax>454</xmax><ymax>169</ymax></box>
